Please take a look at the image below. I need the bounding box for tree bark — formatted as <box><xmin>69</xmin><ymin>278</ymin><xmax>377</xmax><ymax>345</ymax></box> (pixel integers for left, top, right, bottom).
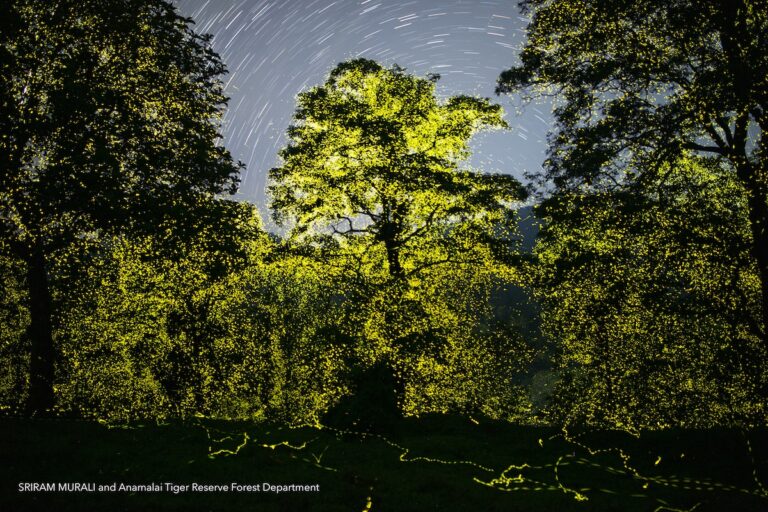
<box><xmin>379</xmin><ymin>200</ymin><xmax>406</xmax><ymax>279</ymax></box>
<box><xmin>383</xmin><ymin>236</ymin><xmax>403</xmax><ymax>279</ymax></box>
<box><xmin>25</xmin><ymin>246</ymin><xmax>56</xmax><ymax>415</ymax></box>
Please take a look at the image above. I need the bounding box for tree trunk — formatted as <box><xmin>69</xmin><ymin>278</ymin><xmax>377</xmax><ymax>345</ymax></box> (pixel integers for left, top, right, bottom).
<box><xmin>383</xmin><ymin>236</ymin><xmax>403</xmax><ymax>279</ymax></box>
<box><xmin>733</xmin><ymin>159</ymin><xmax>768</xmax><ymax>343</ymax></box>
<box><xmin>746</xmin><ymin>187</ymin><xmax>768</xmax><ymax>347</ymax></box>
<box><xmin>372</xmin><ymin>221</ymin><xmax>406</xmax><ymax>429</ymax></box>
<box><xmin>25</xmin><ymin>246</ymin><xmax>55</xmax><ymax>415</ymax></box>
<box><xmin>378</xmin><ymin>200</ymin><xmax>406</xmax><ymax>280</ymax></box>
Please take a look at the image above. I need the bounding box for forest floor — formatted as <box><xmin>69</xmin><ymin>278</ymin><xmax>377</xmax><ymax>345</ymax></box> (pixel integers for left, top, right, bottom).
<box><xmin>1</xmin><ymin>415</ymin><xmax>766</xmax><ymax>511</ymax></box>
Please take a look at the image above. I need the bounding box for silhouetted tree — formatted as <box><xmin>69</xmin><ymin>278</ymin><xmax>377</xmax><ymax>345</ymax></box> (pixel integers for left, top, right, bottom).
<box><xmin>0</xmin><ymin>0</ymin><xmax>241</xmax><ymax>414</ymax></box>
<box><xmin>497</xmin><ymin>0</ymin><xmax>768</xmax><ymax>349</ymax></box>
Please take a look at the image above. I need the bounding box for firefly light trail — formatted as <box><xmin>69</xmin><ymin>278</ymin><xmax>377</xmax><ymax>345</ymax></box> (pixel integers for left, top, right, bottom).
<box><xmin>196</xmin><ymin>419</ymin><xmax>768</xmax><ymax>510</ymax></box>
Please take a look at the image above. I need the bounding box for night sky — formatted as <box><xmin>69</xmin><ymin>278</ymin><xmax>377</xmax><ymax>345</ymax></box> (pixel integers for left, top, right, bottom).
<box><xmin>173</xmin><ymin>0</ymin><xmax>552</xmax><ymax>220</ymax></box>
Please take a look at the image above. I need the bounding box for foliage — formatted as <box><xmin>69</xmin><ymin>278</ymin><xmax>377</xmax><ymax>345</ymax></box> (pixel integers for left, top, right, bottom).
<box><xmin>1</xmin><ymin>0</ymin><xmax>240</xmax><ymax>246</ymax></box>
<box><xmin>52</xmin><ymin>201</ymin><xmax>263</xmax><ymax>420</ymax></box>
<box><xmin>0</xmin><ymin>255</ymin><xmax>28</xmax><ymax>410</ymax></box>
<box><xmin>48</xmin><ymin>201</ymin><xmax>353</xmax><ymax>423</ymax></box>
<box><xmin>0</xmin><ymin>0</ymin><xmax>241</xmax><ymax>412</ymax></box>
<box><xmin>497</xmin><ymin>0</ymin><xmax>766</xmax><ymax>189</ymax></box>
<box><xmin>533</xmin><ymin>156</ymin><xmax>766</xmax><ymax>429</ymax></box>
<box><xmin>270</xmin><ymin>58</ymin><xmax>526</xmax><ymax>280</ymax></box>
<box><xmin>497</xmin><ymin>0</ymin><xmax>768</xmax><ymax>351</ymax></box>
<box><xmin>345</xmin><ymin>260</ymin><xmax>533</xmax><ymax>422</ymax></box>
<box><xmin>206</xmin><ymin>250</ymin><xmax>351</xmax><ymax>424</ymax></box>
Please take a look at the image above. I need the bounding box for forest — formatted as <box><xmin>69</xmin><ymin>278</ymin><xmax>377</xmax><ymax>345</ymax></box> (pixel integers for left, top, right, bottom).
<box><xmin>1</xmin><ymin>0</ymin><xmax>767</xmax><ymax>511</ymax></box>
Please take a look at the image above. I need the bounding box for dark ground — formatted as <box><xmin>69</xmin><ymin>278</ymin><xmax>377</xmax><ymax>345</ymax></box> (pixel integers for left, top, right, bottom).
<box><xmin>1</xmin><ymin>415</ymin><xmax>766</xmax><ymax>511</ymax></box>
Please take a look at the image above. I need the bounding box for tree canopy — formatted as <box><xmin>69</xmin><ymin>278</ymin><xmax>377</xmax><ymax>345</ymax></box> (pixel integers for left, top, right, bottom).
<box><xmin>270</xmin><ymin>58</ymin><xmax>527</xmax><ymax>281</ymax></box>
<box><xmin>497</xmin><ymin>0</ymin><xmax>768</xmax><ymax>347</ymax></box>
<box><xmin>0</xmin><ymin>0</ymin><xmax>242</xmax><ymax>413</ymax></box>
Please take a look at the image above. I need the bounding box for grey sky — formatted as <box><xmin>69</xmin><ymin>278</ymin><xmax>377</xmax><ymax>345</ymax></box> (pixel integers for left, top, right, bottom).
<box><xmin>173</xmin><ymin>0</ymin><xmax>552</xmax><ymax>220</ymax></box>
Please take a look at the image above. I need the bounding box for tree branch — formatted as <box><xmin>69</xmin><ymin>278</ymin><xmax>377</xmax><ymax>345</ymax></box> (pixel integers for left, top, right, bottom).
<box><xmin>683</xmin><ymin>142</ymin><xmax>728</xmax><ymax>156</ymax></box>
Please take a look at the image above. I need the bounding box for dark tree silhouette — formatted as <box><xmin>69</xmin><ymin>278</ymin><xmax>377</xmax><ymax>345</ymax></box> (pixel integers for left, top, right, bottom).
<box><xmin>0</xmin><ymin>0</ymin><xmax>241</xmax><ymax>414</ymax></box>
<box><xmin>497</xmin><ymin>0</ymin><xmax>768</xmax><ymax>349</ymax></box>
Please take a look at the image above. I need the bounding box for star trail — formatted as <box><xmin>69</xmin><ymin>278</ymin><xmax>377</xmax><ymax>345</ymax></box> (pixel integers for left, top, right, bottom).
<box><xmin>173</xmin><ymin>0</ymin><xmax>552</xmax><ymax>217</ymax></box>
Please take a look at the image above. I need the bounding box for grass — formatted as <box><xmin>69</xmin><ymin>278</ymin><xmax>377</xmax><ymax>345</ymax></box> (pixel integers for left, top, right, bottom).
<box><xmin>1</xmin><ymin>415</ymin><xmax>766</xmax><ymax>511</ymax></box>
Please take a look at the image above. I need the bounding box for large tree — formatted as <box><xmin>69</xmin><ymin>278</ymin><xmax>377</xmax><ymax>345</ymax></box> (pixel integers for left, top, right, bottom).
<box><xmin>270</xmin><ymin>59</ymin><xmax>526</xmax><ymax>282</ymax></box>
<box><xmin>269</xmin><ymin>59</ymin><xmax>530</xmax><ymax>420</ymax></box>
<box><xmin>0</xmin><ymin>0</ymin><xmax>241</xmax><ymax>414</ymax></box>
<box><xmin>497</xmin><ymin>0</ymin><xmax>768</xmax><ymax>346</ymax></box>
